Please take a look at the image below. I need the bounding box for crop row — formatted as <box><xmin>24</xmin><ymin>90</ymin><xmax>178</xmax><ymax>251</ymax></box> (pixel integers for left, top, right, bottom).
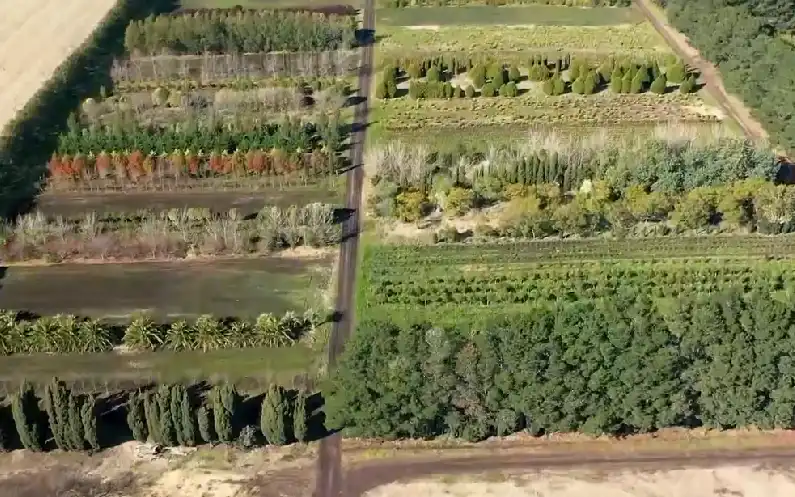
<box><xmin>363</xmin><ymin>236</ymin><xmax>795</xmax><ymax>269</ymax></box>
<box><xmin>124</xmin><ymin>11</ymin><xmax>357</xmax><ymax>56</ymax></box>
<box><xmin>0</xmin><ymin>309</ymin><xmax>321</xmax><ymax>356</ymax></box>
<box><xmin>56</xmin><ymin>116</ymin><xmax>340</xmax><ymax>156</ymax></box>
<box><xmin>1</xmin><ymin>204</ymin><xmax>340</xmax><ymax>262</ymax></box>
<box><xmin>378</xmin><ymin>0</ymin><xmax>629</xmax><ymax>6</ymax></box>
<box><xmin>363</xmin><ymin>260</ymin><xmax>795</xmax><ymax>307</ymax></box>
<box><xmin>4</xmin><ymin>380</ymin><xmax>314</xmax><ymax>452</ymax></box>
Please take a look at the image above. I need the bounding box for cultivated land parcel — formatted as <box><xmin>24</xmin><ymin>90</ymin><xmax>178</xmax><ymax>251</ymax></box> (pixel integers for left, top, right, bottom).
<box><xmin>4</xmin><ymin>0</ymin><xmax>795</xmax><ymax>496</ymax></box>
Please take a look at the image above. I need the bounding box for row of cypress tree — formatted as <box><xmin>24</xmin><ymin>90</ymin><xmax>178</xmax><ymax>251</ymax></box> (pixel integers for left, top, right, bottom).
<box><xmin>1</xmin><ymin>381</ymin><xmax>312</xmax><ymax>452</ymax></box>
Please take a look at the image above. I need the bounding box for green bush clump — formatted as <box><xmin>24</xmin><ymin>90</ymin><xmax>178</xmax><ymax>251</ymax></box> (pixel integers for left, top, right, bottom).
<box><xmin>481</xmin><ymin>83</ymin><xmax>497</xmax><ymax>98</ymax></box>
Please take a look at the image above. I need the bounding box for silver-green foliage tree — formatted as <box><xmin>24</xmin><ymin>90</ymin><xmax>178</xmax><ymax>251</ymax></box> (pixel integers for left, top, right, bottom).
<box><xmin>211</xmin><ymin>384</ymin><xmax>237</xmax><ymax>444</ymax></box>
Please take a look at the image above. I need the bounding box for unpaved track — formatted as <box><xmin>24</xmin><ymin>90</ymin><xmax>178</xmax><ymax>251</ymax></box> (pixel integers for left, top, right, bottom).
<box><xmin>345</xmin><ymin>447</ymin><xmax>795</xmax><ymax>496</ymax></box>
<box><xmin>633</xmin><ymin>0</ymin><xmax>768</xmax><ymax>143</ymax></box>
<box><xmin>0</xmin><ymin>0</ymin><xmax>116</xmax><ymax>135</ymax></box>
<box><xmin>314</xmin><ymin>0</ymin><xmax>374</xmax><ymax>496</ymax></box>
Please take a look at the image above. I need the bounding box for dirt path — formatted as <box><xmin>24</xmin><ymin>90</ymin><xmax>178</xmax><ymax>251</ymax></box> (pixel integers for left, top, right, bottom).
<box><xmin>0</xmin><ymin>0</ymin><xmax>116</xmax><ymax>135</ymax></box>
<box><xmin>343</xmin><ymin>446</ymin><xmax>795</xmax><ymax>496</ymax></box>
<box><xmin>314</xmin><ymin>1</ymin><xmax>374</xmax><ymax>496</ymax></box>
<box><xmin>633</xmin><ymin>0</ymin><xmax>768</xmax><ymax>143</ymax></box>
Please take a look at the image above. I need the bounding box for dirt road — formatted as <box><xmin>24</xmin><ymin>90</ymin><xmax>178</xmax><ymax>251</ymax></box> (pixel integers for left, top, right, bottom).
<box><xmin>313</xmin><ymin>1</ymin><xmax>374</xmax><ymax>496</ymax></box>
<box><xmin>633</xmin><ymin>0</ymin><xmax>768</xmax><ymax>143</ymax></box>
<box><xmin>344</xmin><ymin>446</ymin><xmax>795</xmax><ymax>496</ymax></box>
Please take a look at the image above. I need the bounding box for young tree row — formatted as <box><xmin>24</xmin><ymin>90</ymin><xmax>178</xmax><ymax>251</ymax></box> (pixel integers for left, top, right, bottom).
<box><xmin>124</xmin><ymin>11</ymin><xmax>357</xmax><ymax>56</ymax></box>
<box><xmin>328</xmin><ymin>290</ymin><xmax>795</xmax><ymax>441</ymax></box>
<box><xmin>0</xmin><ymin>310</ymin><xmax>322</xmax><ymax>356</ymax></box>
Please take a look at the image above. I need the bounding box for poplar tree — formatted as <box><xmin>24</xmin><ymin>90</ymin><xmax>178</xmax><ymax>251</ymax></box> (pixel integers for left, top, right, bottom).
<box><xmin>126</xmin><ymin>391</ymin><xmax>148</xmax><ymax>443</ymax></box>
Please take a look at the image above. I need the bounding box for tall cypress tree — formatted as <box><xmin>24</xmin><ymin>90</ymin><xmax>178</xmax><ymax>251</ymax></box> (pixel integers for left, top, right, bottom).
<box><xmin>197</xmin><ymin>404</ymin><xmax>215</xmax><ymax>444</ymax></box>
<box><xmin>12</xmin><ymin>381</ymin><xmax>42</xmax><ymax>451</ymax></box>
<box><xmin>126</xmin><ymin>391</ymin><xmax>148</xmax><ymax>443</ymax></box>
<box><xmin>170</xmin><ymin>386</ymin><xmax>186</xmax><ymax>446</ymax></box>
<box><xmin>82</xmin><ymin>395</ymin><xmax>99</xmax><ymax>450</ymax></box>
<box><xmin>43</xmin><ymin>378</ymin><xmax>68</xmax><ymax>450</ymax></box>
<box><xmin>211</xmin><ymin>384</ymin><xmax>236</xmax><ymax>444</ymax></box>
<box><xmin>293</xmin><ymin>390</ymin><xmax>308</xmax><ymax>443</ymax></box>
<box><xmin>67</xmin><ymin>394</ymin><xmax>85</xmax><ymax>451</ymax></box>
<box><xmin>260</xmin><ymin>385</ymin><xmax>287</xmax><ymax>445</ymax></box>
<box><xmin>143</xmin><ymin>391</ymin><xmax>161</xmax><ymax>444</ymax></box>
<box><xmin>156</xmin><ymin>385</ymin><xmax>175</xmax><ymax>446</ymax></box>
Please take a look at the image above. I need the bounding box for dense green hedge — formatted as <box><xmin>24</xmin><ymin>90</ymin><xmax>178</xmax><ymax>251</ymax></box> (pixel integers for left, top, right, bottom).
<box><xmin>0</xmin><ymin>0</ymin><xmax>173</xmax><ymax>219</ymax></box>
<box><xmin>378</xmin><ymin>0</ymin><xmax>629</xmax><ymax>7</ymax></box>
<box><xmin>328</xmin><ymin>290</ymin><xmax>795</xmax><ymax>440</ymax></box>
<box><xmin>665</xmin><ymin>0</ymin><xmax>795</xmax><ymax>154</ymax></box>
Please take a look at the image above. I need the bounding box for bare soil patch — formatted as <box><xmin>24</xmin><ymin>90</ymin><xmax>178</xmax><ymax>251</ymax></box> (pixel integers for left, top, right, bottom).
<box><xmin>364</xmin><ymin>466</ymin><xmax>795</xmax><ymax>497</ymax></box>
<box><xmin>0</xmin><ymin>0</ymin><xmax>116</xmax><ymax>135</ymax></box>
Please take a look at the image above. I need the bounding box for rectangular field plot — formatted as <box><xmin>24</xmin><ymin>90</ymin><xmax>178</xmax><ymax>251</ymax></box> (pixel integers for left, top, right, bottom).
<box><xmin>377</xmin><ymin>6</ymin><xmax>642</xmax><ymax>27</ymax></box>
<box><xmin>358</xmin><ymin>237</ymin><xmax>795</xmax><ymax>324</ymax></box>
<box><xmin>36</xmin><ymin>183</ymin><xmax>343</xmax><ymax>217</ymax></box>
<box><xmin>0</xmin><ymin>345</ymin><xmax>316</xmax><ymax>394</ymax></box>
<box><xmin>372</xmin><ymin>92</ymin><xmax>721</xmax><ymax>138</ymax></box>
<box><xmin>0</xmin><ymin>257</ymin><xmax>333</xmax><ymax>320</ymax></box>
<box><xmin>179</xmin><ymin>0</ymin><xmax>361</xmax><ymax>9</ymax></box>
<box><xmin>378</xmin><ymin>23</ymin><xmax>670</xmax><ymax>58</ymax></box>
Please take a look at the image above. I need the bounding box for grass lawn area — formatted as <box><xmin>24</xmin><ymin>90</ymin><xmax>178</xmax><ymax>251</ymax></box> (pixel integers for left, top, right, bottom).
<box><xmin>0</xmin><ymin>257</ymin><xmax>333</xmax><ymax>320</ymax></box>
<box><xmin>37</xmin><ymin>181</ymin><xmax>344</xmax><ymax>218</ymax></box>
<box><xmin>377</xmin><ymin>6</ymin><xmax>642</xmax><ymax>27</ymax></box>
<box><xmin>377</xmin><ymin>23</ymin><xmax>671</xmax><ymax>59</ymax></box>
<box><xmin>0</xmin><ymin>345</ymin><xmax>319</xmax><ymax>394</ymax></box>
<box><xmin>370</xmin><ymin>91</ymin><xmax>720</xmax><ymax>139</ymax></box>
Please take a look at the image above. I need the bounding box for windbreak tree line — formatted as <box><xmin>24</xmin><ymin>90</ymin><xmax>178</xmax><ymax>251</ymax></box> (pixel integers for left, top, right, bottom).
<box><xmin>379</xmin><ymin>0</ymin><xmax>630</xmax><ymax>7</ymax></box>
<box><xmin>124</xmin><ymin>11</ymin><xmax>357</xmax><ymax>56</ymax></box>
<box><xmin>0</xmin><ymin>380</ymin><xmax>314</xmax><ymax>452</ymax></box>
<box><xmin>328</xmin><ymin>290</ymin><xmax>795</xmax><ymax>441</ymax></box>
<box><xmin>665</xmin><ymin>0</ymin><xmax>795</xmax><ymax>154</ymax></box>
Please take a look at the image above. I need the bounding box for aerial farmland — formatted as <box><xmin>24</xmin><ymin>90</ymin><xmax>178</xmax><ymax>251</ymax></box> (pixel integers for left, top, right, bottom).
<box><xmin>2</xmin><ymin>0</ymin><xmax>795</xmax><ymax>496</ymax></box>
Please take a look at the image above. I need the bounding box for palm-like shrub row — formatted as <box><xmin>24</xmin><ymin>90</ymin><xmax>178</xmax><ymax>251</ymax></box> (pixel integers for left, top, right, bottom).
<box><xmin>1</xmin><ymin>204</ymin><xmax>340</xmax><ymax>262</ymax></box>
<box><xmin>328</xmin><ymin>290</ymin><xmax>795</xmax><ymax>441</ymax></box>
<box><xmin>124</xmin><ymin>11</ymin><xmax>357</xmax><ymax>56</ymax></box>
<box><xmin>0</xmin><ymin>309</ymin><xmax>322</xmax><ymax>356</ymax></box>
<box><xmin>4</xmin><ymin>380</ymin><xmax>314</xmax><ymax>452</ymax></box>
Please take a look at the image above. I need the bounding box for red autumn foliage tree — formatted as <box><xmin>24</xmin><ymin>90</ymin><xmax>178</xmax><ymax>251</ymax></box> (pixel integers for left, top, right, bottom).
<box><xmin>95</xmin><ymin>152</ymin><xmax>111</xmax><ymax>179</ymax></box>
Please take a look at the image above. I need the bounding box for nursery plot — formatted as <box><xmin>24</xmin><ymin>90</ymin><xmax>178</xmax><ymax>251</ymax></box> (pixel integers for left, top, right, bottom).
<box><xmin>179</xmin><ymin>0</ymin><xmax>361</xmax><ymax>11</ymax></box>
<box><xmin>0</xmin><ymin>257</ymin><xmax>332</xmax><ymax>320</ymax></box>
<box><xmin>377</xmin><ymin>5</ymin><xmax>642</xmax><ymax>27</ymax></box>
<box><xmin>35</xmin><ymin>185</ymin><xmax>342</xmax><ymax>217</ymax></box>
<box><xmin>378</xmin><ymin>23</ymin><xmax>671</xmax><ymax>60</ymax></box>
<box><xmin>373</xmin><ymin>92</ymin><xmax>721</xmax><ymax>135</ymax></box>
<box><xmin>0</xmin><ymin>344</ymin><xmax>316</xmax><ymax>394</ymax></box>
<box><xmin>0</xmin><ymin>0</ymin><xmax>117</xmax><ymax>134</ymax></box>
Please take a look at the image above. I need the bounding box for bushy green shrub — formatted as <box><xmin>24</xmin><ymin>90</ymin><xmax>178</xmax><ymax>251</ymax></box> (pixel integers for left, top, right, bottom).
<box><xmin>469</xmin><ymin>64</ymin><xmax>486</xmax><ymax>88</ymax></box>
<box><xmin>426</xmin><ymin>66</ymin><xmax>441</xmax><ymax>82</ymax></box>
<box><xmin>679</xmin><ymin>75</ymin><xmax>696</xmax><ymax>94</ymax></box>
<box><xmin>500</xmin><ymin>82</ymin><xmax>519</xmax><ymax>97</ymax></box>
<box><xmin>508</xmin><ymin>65</ymin><xmax>521</xmax><ymax>83</ymax></box>
<box><xmin>666</xmin><ymin>60</ymin><xmax>686</xmax><ymax>83</ymax></box>
<box><xmin>650</xmin><ymin>74</ymin><xmax>667</xmax><ymax>94</ymax></box>
<box><xmin>571</xmin><ymin>77</ymin><xmax>585</xmax><ymax>95</ymax></box>
<box><xmin>465</xmin><ymin>85</ymin><xmax>475</xmax><ymax>98</ymax></box>
<box><xmin>481</xmin><ymin>83</ymin><xmax>497</xmax><ymax>98</ymax></box>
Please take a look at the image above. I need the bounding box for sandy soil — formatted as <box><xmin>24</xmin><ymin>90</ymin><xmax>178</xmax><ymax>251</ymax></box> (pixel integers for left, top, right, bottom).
<box><xmin>365</xmin><ymin>466</ymin><xmax>795</xmax><ymax>497</ymax></box>
<box><xmin>0</xmin><ymin>0</ymin><xmax>116</xmax><ymax>135</ymax></box>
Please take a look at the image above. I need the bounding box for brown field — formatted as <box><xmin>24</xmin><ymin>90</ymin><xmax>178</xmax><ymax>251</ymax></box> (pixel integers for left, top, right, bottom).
<box><xmin>0</xmin><ymin>0</ymin><xmax>116</xmax><ymax>134</ymax></box>
<box><xmin>0</xmin><ymin>256</ymin><xmax>333</xmax><ymax>320</ymax></box>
